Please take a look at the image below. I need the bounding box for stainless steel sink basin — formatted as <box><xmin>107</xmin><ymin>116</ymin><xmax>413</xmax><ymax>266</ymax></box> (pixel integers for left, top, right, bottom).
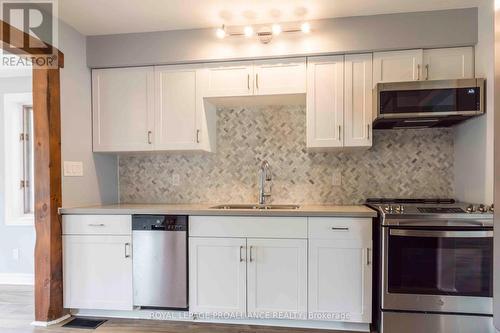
<box><xmin>210</xmin><ymin>204</ymin><xmax>300</xmax><ymax>210</ymax></box>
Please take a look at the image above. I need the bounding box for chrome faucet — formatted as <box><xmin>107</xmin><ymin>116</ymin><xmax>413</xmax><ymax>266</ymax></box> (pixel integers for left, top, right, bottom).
<box><xmin>258</xmin><ymin>160</ymin><xmax>272</xmax><ymax>205</ymax></box>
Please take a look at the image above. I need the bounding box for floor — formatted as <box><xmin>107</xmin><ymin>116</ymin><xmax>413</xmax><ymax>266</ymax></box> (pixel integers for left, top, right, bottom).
<box><xmin>0</xmin><ymin>285</ymin><xmax>359</xmax><ymax>333</ymax></box>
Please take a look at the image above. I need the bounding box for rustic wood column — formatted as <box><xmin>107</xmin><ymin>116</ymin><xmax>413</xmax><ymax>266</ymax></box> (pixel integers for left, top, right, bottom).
<box><xmin>32</xmin><ymin>67</ymin><xmax>66</xmax><ymax>322</ymax></box>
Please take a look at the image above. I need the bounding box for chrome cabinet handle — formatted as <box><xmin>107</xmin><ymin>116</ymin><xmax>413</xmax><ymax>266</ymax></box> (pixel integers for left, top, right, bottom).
<box><xmin>147</xmin><ymin>130</ymin><xmax>152</xmax><ymax>144</ymax></box>
<box><xmin>88</xmin><ymin>223</ymin><xmax>105</xmax><ymax>227</ymax></box>
<box><xmin>367</xmin><ymin>248</ymin><xmax>371</xmax><ymax>265</ymax></box>
<box><xmin>256</xmin><ymin>73</ymin><xmax>259</xmax><ymax>89</ymax></box>
<box><xmin>249</xmin><ymin>246</ymin><xmax>254</xmax><ymax>262</ymax></box>
<box><xmin>338</xmin><ymin>125</ymin><xmax>342</xmax><ymax>141</ymax></box>
<box><xmin>425</xmin><ymin>64</ymin><xmax>429</xmax><ymax>80</ymax></box>
<box><xmin>125</xmin><ymin>243</ymin><xmax>131</xmax><ymax>258</ymax></box>
<box><xmin>416</xmin><ymin>64</ymin><xmax>421</xmax><ymax>80</ymax></box>
<box><xmin>196</xmin><ymin>129</ymin><xmax>200</xmax><ymax>143</ymax></box>
<box><xmin>367</xmin><ymin>124</ymin><xmax>371</xmax><ymax>140</ymax></box>
<box><xmin>239</xmin><ymin>246</ymin><xmax>244</xmax><ymax>262</ymax></box>
<box><xmin>331</xmin><ymin>227</ymin><xmax>349</xmax><ymax>231</ymax></box>
<box><xmin>247</xmin><ymin>74</ymin><xmax>250</xmax><ymax>90</ymax></box>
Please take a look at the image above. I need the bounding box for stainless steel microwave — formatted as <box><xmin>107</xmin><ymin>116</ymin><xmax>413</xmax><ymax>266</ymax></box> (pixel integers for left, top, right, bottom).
<box><xmin>373</xmin><ymin>78</ymin><xmax>485</xmax><ymax>129</ymax></box>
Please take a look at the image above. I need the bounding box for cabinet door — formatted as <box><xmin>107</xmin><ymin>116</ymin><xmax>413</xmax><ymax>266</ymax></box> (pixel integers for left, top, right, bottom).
<box><xmin>155</xmin><ymin>65</ymin><xmax>201</xmax><ymax>150</ymax></box>
<box><xmin>247</xmin><ymin>238</ymin><xmax>307</xmax><ymax>316</ymax></box>
<box><xmin>309</xmin><ymin>239</ymin><xmax>372</xmax><ymax>323</ymax></box>
<box><xmin>344</xmin><ymin>54</ymin><xmax>373</xmax><ymax>148</ymax></box>
<box><xmin>423</xmin><ymin>47</ymin><xmax>474</xmax><ymax>80</ymax></box>
<box><xmin>63</xmin><ymin>235</ymin><xmax>133</xmax><ymax>310</ymax></box>
<box><xmin>202</xmin><ymin>61</ymin><xmax>253</xmax><ymax>97</ymax></box>
<box><xmin>373</xmin><ymin>49</ymin><xmax>423</xmax><ymax>85</ymax></box>
<box><xmin>253</xmin><ymin>58</ymin><xmax>306</xmax><ymax>95</ymax></box>
<box><xmin>92</xmin><ymin>67</ymin><xmax>154</xmax><ymax>152</ymax></box>
<box><xmin>306</xmin><ymin>56</ymin><xmax>344</xmax><ymax>149</ymax></box>
<box><xmin>189</xmin><ymin>237</ymin><xmax>247</xmax><ymax>314</ymax></box>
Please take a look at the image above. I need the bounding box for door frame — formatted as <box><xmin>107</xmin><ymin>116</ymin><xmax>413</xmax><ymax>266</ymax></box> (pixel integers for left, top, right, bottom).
<box><xmin>0</xmin><ymin>20</ymin><xmax>66</xmax><ymax>322</ymax></box>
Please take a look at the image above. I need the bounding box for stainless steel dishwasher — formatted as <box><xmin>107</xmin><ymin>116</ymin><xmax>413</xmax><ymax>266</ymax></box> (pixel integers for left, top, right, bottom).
<box><xmin>132</xmin><ymin>215</ymin><xmax>188</xmax><ymax>309</ymax></box>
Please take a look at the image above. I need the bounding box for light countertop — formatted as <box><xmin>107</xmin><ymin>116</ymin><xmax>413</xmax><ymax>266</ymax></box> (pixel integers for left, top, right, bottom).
<box><xmin>59</xmin><ymin>203</ymin><xmax>377</xmax><ymax>218</ymax></box>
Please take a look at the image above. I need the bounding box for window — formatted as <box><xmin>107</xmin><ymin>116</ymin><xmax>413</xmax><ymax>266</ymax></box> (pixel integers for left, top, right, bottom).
<box><xmin>21</xmin><ymin>106</ymin><xmax>34</xmax><ymax>214</ymax></box>
<box><xmin>4</xmin><ymin>93</ymin><xmax>34</xmax><ymax>225</ymax></box>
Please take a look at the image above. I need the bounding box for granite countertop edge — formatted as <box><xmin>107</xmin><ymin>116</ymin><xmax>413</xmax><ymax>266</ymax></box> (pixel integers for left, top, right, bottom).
<box><xmin>59</xmin><ymin>203</ymin><xmax>378</xmax><ymax>218</ymax></box>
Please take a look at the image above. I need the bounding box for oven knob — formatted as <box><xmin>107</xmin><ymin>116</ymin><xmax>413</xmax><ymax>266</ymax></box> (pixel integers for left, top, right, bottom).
<box><xmin>466</xmin><ymin>204</ymin><xmax>476</xmax><ymax>213</ymax></box>
<box><xmin>478</xmin><ymin>204</ymin><xmax>487</xmax><ymax>213</ymax></box>
<box><xmin>384</xmin><ymin>205</ymin><xmax>392</xmax><ymax>213</ymax></box>
<box><xmin>489</xmin><ymin>204</ymin><xmax>494</xmax><ymax>213</ymax></box>
<box><xmin>395</xmin><ymin>204</ymin><xmax>403</xmax><ymax>213</ymax></box>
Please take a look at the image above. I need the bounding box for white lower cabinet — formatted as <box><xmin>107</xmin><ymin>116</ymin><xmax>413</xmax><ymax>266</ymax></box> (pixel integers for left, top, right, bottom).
<box><xmin>308</xmin><ymin>218</ymin><xmax>372</xmax><ymax>323</ymax></box>
<box><xmin>189</xmin><ymin>237</ymin><xmax>247</xmax><ymax>314</ymax></box>
<box><xmin>63</xmin><ymin>235</ymin><xmax>133</xmax><ymax>310</ymax></box>
<box><xmin>247</xmin><ymin>238</ymin><xmax>307</xmax><ymax>316</ymax></box>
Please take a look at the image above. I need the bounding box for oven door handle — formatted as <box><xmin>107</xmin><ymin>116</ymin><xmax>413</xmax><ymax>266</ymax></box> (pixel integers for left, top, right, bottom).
<box><xmin>389</xmin><ymin>229</ymin><xmax>493</xmax><ymax>238</ymax></box>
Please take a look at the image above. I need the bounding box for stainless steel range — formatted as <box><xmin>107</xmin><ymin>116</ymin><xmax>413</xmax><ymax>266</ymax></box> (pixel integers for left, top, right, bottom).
<box><xmin>367</xmin><ymin>198</ymin><xmax>494</xmax><ymax>333</ymax></box>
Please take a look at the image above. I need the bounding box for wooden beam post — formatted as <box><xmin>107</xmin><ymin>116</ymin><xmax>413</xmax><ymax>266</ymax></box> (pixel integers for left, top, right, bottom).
<box><xmin>33</xmin><ymin>67</ymin><xmax>66</xmax><ymax>322</ymax></box>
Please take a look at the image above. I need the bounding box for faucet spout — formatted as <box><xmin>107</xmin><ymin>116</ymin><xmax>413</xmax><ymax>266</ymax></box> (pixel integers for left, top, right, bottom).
<box><xmin>258</xmin><ymin>160</ymin><xmax>272</xmax><ymax>205</ymax></box>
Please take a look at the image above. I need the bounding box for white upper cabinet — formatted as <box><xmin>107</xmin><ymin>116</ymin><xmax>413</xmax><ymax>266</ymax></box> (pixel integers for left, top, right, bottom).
<box><xmin>246</xmin><ymin>238</ymin><xmax>307</xmax><ymax>315</ymax></box>
<box><xmin>253</xmin><ymin>58</ymin><xmax>306</xmax><ymax>95</ymax></box>
<box><xmin>344</xmin><ymin>54</ymin><xmax>373</xmax><ymax>148</ymax></box>
<box><xmin>422</xmin><ymin>47</ymin><xmax>474</xmax><ymax>80</ymax></box>
<box><xmin>202</xmin><ymin>61</ymin><xmax>254</xmax><ymax>97</ymax></box>
<box><xmin>154</xmin><ymin>65</ymin><xmax>201</xmax><ymax>150</ymax></box>
<box><xmin>92</xmin><ymin>67</ymin><xmax>154</xmax><ymax>152</ymax></box>
<box><xmin>189</xmin><ymin>237</ymin><xmax>247</xmax><ymax>314</ymax></box>
<box><xmin>306</xmin><ymin>55</ymin><xmax>344</xmax><ymax>149</ymax></box>
<box><xmin>373</xmin><ymin>49</ymin><xmax>423</xmax><ymax>85</ymax></box>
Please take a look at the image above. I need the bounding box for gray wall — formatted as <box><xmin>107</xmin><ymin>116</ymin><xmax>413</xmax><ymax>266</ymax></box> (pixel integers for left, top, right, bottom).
<box><xmin>59</xmin><ymin>20</ymin><xmax>118</xmax><ymax>207</ymax></box>
<box><xmin>454</xmin><ymin>0</ymin><xmax>494</xmax><ymax>205</ymax></box>
<box><xmin>87</xmin><ymin>8</ymin><xmax>477</xmax><ymax>68</ymax></box>
<box><xmin>0</xmin><ymin>76</ymin><xmax>34</xmax><ymax>277</ymax></box>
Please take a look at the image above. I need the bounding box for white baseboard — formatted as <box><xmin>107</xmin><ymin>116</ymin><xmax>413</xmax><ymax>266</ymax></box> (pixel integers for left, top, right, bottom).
<box><xmin>0</xmin><ymin>273</ymin><xmax>34</xmax><ymax>285</ymax></box>
<box><xmin>32</xmin><ymin>314</ymin><xmax>71</xmax><ymax>327</ymax></box>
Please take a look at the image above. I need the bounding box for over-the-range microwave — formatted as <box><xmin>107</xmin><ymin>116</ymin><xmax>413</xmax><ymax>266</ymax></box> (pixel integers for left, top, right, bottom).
<box><xmin>373</xmin><ymin>78</ymin><xmax>485</xmax><ymax>129</ymax></box>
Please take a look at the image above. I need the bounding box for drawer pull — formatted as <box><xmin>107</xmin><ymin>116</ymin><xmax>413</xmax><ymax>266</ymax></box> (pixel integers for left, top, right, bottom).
<box><xmin>367</xmin><ymin>248</ymin><xmax>371</xmax><ymax>265</ymax></box>
<box><xmin>88</xmin><ymin>223</ymin><xmax>105</xmax><ymax>227</ymax></box>
<box><xmin>331</xmin><ymin>227</ymin><xmax>349</xmax><ymax>231</ymax></box>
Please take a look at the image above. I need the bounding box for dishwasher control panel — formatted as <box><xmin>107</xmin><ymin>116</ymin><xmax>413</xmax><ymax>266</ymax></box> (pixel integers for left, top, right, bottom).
<box><xmin>132</xmin><ymin>215</ymin><xmax>188</xmax><ymax>231</ymax></box>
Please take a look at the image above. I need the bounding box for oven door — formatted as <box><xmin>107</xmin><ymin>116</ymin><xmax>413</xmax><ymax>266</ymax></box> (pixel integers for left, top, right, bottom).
<box><xmin>382</xmin><ymin>227</ymin><xmax>493</xmax><ymax>314</ymax></box>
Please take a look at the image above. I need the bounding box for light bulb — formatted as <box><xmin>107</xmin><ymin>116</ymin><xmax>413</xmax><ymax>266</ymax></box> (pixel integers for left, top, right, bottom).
<box><xmin>301</xmin><ymin>22</ymin><xmax>311</xmax><ymax>33</ymax></box>
<box><xmin>244</xmin><ymin>26</ymin><xmax>254</xmax><ymax>37</ymax></box>
<box><xmin>272</xmin><ymin>24</ymin><xmax>282</xmax><ymax>35</ymax></box>
<box><xmin>216</xmin><ymin>27</ymin><xmax>226</xmax><ymax>39</ymax></box>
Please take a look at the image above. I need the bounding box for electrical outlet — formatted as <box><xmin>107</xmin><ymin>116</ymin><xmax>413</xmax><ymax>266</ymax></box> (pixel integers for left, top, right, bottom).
<box><xmin>12</xmin><ymin>248</ymin><xmax>19</xmax><ymax>261</ymax></box>
<box><xmin>64</xmin><ymin>161</ymin><xmax>84</xmax><ymax>177</ymax></box>
<box><xmin>172</xmin><ymin>174</ymin><xmax>180</xmax><ymax>186</ymax></box>
<box><xmin>332</xmin><ymin>171</ymin><xmax>342</xmax><ymax>186</ymax></box>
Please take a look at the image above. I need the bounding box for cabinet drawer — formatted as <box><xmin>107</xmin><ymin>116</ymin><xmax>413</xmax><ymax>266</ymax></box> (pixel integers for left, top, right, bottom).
<box><xmin>308</xmin><ymin>217</ymin><xmax>371</xmax><ymax>241</ymax></box>
<box><xmin>189</xmin><ymin>216</ymin><xmax>307</xmax><ymax>238</ymax></box>
<box><xmin>63</xmin><ymin>215</ymin><xmax>132</xmax><ymax>235</ymax></box>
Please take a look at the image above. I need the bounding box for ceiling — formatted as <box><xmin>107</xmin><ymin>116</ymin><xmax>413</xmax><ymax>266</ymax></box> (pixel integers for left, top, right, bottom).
<box><xmin>59</xmin><ymin>0</ymin><xmax>479</xmax><ymax>36</ymax></box>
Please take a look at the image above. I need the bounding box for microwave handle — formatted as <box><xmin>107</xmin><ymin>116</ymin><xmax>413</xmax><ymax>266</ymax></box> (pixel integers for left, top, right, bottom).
<box><xmin>390</xmin><ymin>229</ymin><xmax>493</xmax><ymax>238</ymax></box>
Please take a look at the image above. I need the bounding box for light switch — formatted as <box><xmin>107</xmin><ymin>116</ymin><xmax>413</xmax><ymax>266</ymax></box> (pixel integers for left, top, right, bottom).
<box><xmin>332</xmin><ymin>171</ymin><xmax>342</xmax><ymax>186</ymax></box>
<box><xmin>64</xmin><ymin>161</ymin><xmax>84</xmax><ymax>177</ymax></box>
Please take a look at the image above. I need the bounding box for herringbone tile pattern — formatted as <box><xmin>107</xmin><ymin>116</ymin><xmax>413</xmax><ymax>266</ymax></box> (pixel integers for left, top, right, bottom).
<box><xmin>119</xmin><ymin>106</ymin><xmax>454</xmax><ymax>204</ymax></box>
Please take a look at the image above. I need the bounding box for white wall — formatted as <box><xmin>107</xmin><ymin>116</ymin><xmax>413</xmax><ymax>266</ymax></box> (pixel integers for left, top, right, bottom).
<box><xmin>454</xmin><ymin>0</ymin><xmax>494</xmax><ymax>204</ymax></box>
<box><xmin>59</xmin><ymin>20</ymin><xmax>118</xmax><ymax>207</ymax></box>
<box><xmin>0</xmin><ymin>76</ymin><xmax>34</xmax><ymax>282</ymax></box>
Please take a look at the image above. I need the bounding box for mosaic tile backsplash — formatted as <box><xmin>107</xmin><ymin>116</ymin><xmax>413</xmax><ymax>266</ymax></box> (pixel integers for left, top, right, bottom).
<box><xmin>119</xmin><ymin>105</ymin><xmax>454</xmax><ymax>205</ymax></box>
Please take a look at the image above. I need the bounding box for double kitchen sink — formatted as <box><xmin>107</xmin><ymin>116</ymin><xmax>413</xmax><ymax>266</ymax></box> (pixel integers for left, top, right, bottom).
<box><xmin>210</xmin><ymin>204</ymin><xmax>300</xmax><ymax>210</ymax></box>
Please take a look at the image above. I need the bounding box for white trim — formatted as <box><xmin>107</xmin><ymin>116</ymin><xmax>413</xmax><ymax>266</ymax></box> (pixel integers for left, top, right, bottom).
<box><xmin>0</xmin><ymin>273</ymin><xmax>34</xmax><ymax>285</ymax></box>
<box><xmin>31</xmin><ymin>314</ymin><xmax>71</xmax><ymax>327</ymax></box>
